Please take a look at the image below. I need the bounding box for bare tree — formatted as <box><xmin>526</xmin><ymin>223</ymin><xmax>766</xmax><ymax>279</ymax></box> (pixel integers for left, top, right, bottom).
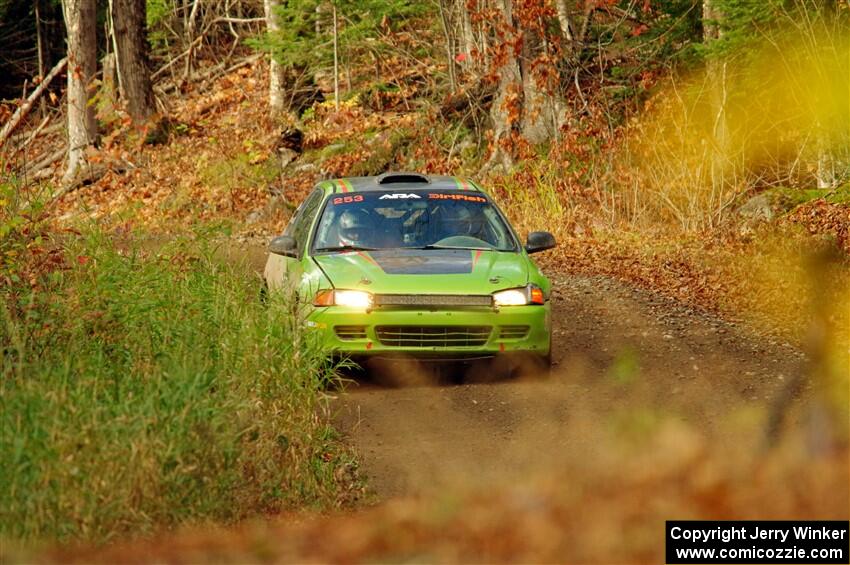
<box><xmin>61</xmin><ymin>0</ymin><xmax>97</xmax><ymax>184</ymax></box>
<box><xmin>264</xmin><ymin>0</ymin><xmax>285</xmax><ymax>113</ymax></box>
<box><xmin>112</xmin><ymin>0</ymin><xmax>156</xmax><ymax>122</ymax></box>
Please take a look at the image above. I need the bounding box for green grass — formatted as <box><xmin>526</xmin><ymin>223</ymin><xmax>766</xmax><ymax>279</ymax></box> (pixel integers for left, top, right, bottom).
<box><xmin>0</xmin><ymin>229</ymin><xmax>358</xmax><ymax>544</ymax></box>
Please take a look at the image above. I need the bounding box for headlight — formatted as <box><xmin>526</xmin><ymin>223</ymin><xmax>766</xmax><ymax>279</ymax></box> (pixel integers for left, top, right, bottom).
<box><xmin>492</xmin><ymin>285</ymin><xmax>545</xmax><ymax>306</ymax></box>
<box><xmin>313</xmin><ymin>289</ymin><xmax>373</xmax><ymax>308</ymax></box>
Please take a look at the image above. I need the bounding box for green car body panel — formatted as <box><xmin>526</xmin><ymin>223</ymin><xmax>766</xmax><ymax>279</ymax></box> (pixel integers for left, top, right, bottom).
<box><xmin>263</xmin><ymin>173</ymin><xmax>554</xmax><ymax>361</ymax></box>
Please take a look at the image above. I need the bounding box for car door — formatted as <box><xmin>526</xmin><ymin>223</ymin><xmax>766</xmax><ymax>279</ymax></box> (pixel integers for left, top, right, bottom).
<box><xmin>264</xmin><ymin>188</ymin><xmax>325</xmax><ymax>292</ymax></box>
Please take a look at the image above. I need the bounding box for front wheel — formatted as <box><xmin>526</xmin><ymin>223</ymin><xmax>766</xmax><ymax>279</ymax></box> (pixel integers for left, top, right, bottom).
<box><xmin>509</xmin><ymin>353</ymin><xmax>550</xmax><ymax>380</ymax></box>
<box><xmin>464</xmin><ymin>353</ymin><xmax>550</xmax><ymax>382</ymax></box>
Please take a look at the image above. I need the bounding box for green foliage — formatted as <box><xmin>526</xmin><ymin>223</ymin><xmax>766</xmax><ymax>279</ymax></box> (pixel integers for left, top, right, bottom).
<box><xmin>146</xmin><ymin>0</ymin><xmax>173</xmax><ymax>53</ymax></box>
<box><xmin>0</xmin><ymin>227</ymin><xmax>358</xmax><ymax>544</ymax></box>
<box><xmin>198</xmin><ymin>146</ymin><xmax>280</xmax><ymax>196</ymax></box>
<box><xmin>0</xmin><ymin>178</ymin><xmax>51</xmax><ymax>301</ymax></box>
<box><xmin>252</xmin><ymin>0</ymin><xmax>431</xmax><ymax>73</ymax></box>
<box><xmin>701</xmin><ymin>0</ymin><xmax>785</xmax><ymax>57</ymax></box>
<box><xmin>146</xmin><ymin>0</ymin><xmax>171</xmax><ymax>27</ymax></box>
<box><xmin>700</xmin><ymin>0</ymin><xmax>848</xmax><ymax>58</ymax></box>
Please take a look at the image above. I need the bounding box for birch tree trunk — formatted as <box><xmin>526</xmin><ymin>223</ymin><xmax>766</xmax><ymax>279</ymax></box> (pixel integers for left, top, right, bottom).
<box><xmin>703</xmin><ymin>0</ymin><xmax>728</xmax><ymax>221</ymax></box>
<box><xmin>702</xmin><ymin>0</ymin><xmax>722</xmax><ymax>42</ymax></box>
<box><xmin>35</xmin><ymin>0</ymin><xmax>48</xmax><ymax>118</ymax></box>
<box><xmin>264</xmin><ymin>0</ymin><xmax>285</xmax><ymax>114</ymax></box>
<box><xmin>112</xmin><ymin>0</ymin><xmax>155</xmax><ymax>122</ymax></box>
<box><xmin>61</xmin><ymin>0</ymin><xmax>97</xmax><ymax>184</ymax></box>
<box><xmin>555</xmin><ymin>0</ymin><xmax>574</xmax><ymax>43</ymax></box>
<box><xmin>816</xmin><ymin>128</ymin><xmax>836</xmax><ymax>189</ymax></box>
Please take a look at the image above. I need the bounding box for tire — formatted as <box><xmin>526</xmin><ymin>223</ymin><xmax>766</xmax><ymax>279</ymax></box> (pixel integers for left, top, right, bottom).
<box><xmin>509</xmin><ymin>351</ymin><xmax>551</xmax><ymax>380</ymax></box>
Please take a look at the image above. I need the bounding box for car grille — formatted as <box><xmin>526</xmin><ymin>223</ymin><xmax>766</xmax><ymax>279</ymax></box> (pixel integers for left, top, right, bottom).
<box><xmin>373</xmin><ymin>294</ymin><xmax>493</xmax><ymax>307</ymax></box>
<box><xmin>334</xmin><ymin>325</ymin><xmax>368</xmax><ymax>340</ymax></box>
<box><xmin>375</xmin><ymin>325</ymin><xmax>492</xmax><ymax>347</ymax></box>
<box><xmin>499</xmin><ymin>325</ymin><xmax>530</xmax><ymax>340</ymax></box>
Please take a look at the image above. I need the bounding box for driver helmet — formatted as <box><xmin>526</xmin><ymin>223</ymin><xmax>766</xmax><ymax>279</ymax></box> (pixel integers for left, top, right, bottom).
<box><xmin>338</xmin><ymin>209</ymin><xmax>370</xmax><ymax>245</ymax></box>
<box><xmin>437</xmin><ymin>205</ymin><xmax>473</xmax><ymax>239</ymax></box>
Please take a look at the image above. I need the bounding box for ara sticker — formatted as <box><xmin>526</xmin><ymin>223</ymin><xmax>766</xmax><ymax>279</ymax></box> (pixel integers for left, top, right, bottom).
<box><xmin>378</xmin><ymin>193</ymin><xmax>422</xmax><ymax>199</ymax></box>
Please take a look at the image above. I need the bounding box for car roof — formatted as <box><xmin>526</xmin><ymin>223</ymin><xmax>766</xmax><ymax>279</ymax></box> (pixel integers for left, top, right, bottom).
<box><xmin>317</xmin><ymin>172</ymin><xmax>482</xmax><ymax>194</ymax></box>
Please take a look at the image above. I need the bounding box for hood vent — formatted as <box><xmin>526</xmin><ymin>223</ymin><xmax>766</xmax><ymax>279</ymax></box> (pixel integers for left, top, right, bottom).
<box><xmin>376</xmin><ymin>172</ymin><xmax>430</xmax><ymax>185</ymax></box>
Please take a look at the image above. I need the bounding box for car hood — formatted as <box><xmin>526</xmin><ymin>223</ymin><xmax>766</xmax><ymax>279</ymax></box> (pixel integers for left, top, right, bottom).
<box><xmin>312</xmin><ymin>248</ymin><xmax>529</xmax><ymax>294</ymax></box>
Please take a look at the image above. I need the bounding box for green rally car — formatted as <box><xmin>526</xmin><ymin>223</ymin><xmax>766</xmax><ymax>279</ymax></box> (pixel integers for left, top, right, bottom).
<box><xmin>264</xmin><ymin>172</ymin><xmax>556</xmax><ymax>370</ymax></box>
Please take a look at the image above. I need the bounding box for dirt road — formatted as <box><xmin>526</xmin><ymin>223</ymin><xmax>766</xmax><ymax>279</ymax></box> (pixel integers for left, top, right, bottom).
<box><xmin>335</xmin><ymin>274</ymin><xmax>805</xmax><ymax>498</ymax></box>
<box><xmin>47</xmin><ymin>265</ymin><xmax>846</xmax><ymax>564</ymax></box>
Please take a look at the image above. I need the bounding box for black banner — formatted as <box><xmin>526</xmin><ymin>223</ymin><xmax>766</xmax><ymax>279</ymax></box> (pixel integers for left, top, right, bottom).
<box><xmin>666</xmin><ymin>521</ymin><xmax>849</xmax><ymax>564</ymax></box>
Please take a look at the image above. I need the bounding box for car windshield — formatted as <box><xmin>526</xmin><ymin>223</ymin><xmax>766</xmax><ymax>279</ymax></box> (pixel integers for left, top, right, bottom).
<box><xmin>312</xmin><ymin>190</ymin><xmax>517</xmax><ymax>252</ymax></box>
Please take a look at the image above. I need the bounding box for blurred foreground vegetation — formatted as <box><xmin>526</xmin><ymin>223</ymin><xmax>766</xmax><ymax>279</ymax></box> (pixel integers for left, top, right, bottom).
<box><xmin>0</xmin><ymin>185</ymin><xmax>360</xmax><ymax>543</ymax></box>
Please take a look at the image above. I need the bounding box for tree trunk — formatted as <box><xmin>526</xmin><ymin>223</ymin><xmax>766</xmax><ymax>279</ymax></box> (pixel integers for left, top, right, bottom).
<box><xmin>816</xmin><ymin>128</ymin><xmax>836</xmax><ymax>189</ymax></box>
<box><xmin>459</xmin><ymin>0</ymin><xmax>477</xmax><ymax>69</ymax></box>
<box><xmin>112</xmin><ymin>0</ymin><xmax>155</xmax><ymax>122</ymax></box>
<box><xmin>485</xmin><ymin>0</ymin><xmax>522</xmax><ymax>172</ymax></box>
<box><xmin>264</xmin><ymin>0</ymin><xmax>285</xmax><ymax>114</ymax></box>
<box><xmin>703</xmin><ymin>0</ymin><xmax>728</xmax><ymax>224</ymax></box>
<box><xmin>35</xmin><ymin>0</ymin><xmax>48</xmax><ymax>118</ymax></box>
<box><xmin>519</xmin><ymin>22</ymin><xmax>559</xmax><ymax>144</ymax></box>
<box><xmin>702</xmin><ymin>0</ymin><xmax>722</xmax><ymax>41</ymax></box>
<box><xmin>61</xmin><ymin>0</ymin><xmax>98</xmax><ymax>184</ymax></box>
<box><xmin>438</xmin><ymin>0</ymin><xmax>457</xmax><ymax>92</ymax></box>
<box><xmin>333</xmin><ymin>3</ymin><xmax>339</xmax><ymax>109</ymax></box>
<box><xmin>555</xmin><ymin>0</ymin><xmax>574</xmax><ymax>43</ymax></box>
<box><xmin>485</xmin><ymin>0</ymin><xmax>562</xmax><ymax>169</ymax></box>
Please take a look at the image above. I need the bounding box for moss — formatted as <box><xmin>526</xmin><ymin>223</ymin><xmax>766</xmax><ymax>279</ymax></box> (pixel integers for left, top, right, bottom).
<box><xmin>199</xmin><ymin>152</ymin><xmax>279</xmax><ymax>194</ymax></box>
<box><xmin>762</xmin><ymin>185</ymin><xmax>850</xmax><ymax>210</ymax></box>
<box><xmin>305</xmin><ymin>141</ymin><xmax>358</xmax><ymax>164</ymax></box>
<box><xmin>348</xmin><ymin>128</ymin><xmax>414</xmax><ymax>177</ymax></box>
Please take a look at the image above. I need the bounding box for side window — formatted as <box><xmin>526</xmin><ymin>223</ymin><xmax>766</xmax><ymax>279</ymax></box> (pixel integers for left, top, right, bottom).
<box><xmin>292</xmin><ymin>189</ymin><xmax>324</xmax><ymax>255</ymax></box>
<box><xmin>283</xmin><ymin>198</ymin><xmax>308</xmax><ymax>238</ymax></box>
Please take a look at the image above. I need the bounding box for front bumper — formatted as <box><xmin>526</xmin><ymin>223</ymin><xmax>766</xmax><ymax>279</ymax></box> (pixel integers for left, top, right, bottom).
<box><xmin>307</xmin><ymin>303</ymin><xmax>551</xmax><ymax>359</ymax></box>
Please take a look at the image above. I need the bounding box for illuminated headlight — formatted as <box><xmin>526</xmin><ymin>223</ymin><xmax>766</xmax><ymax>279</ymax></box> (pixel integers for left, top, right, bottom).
<box><xmin>335</xmin><ymin>290</ymin><xmax>372</xmax><ymax>308</ymax></box>
<box><xmin>492</xmin><ymin>285</ymin><xmax>545</xmax><ymax>307</ymax></box>
<box><xmin>313</xmin><ymin>289</ymin><xmax>373</xmax><ymax>308</ymax></box>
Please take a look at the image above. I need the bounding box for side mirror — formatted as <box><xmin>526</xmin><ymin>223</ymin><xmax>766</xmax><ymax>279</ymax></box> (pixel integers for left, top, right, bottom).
<box><xmin>269</xmin><ymin>235</ymin><xmax>298</xmax><ymax>257</ymax></box>
<box><xmin>525</xmin><ymin>231</ymin><xmax>556</xmax><ymax>254</ymax></box>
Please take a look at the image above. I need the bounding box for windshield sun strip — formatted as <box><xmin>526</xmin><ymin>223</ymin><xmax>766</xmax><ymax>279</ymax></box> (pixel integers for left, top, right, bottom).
<box><xmin>309</xmin><ymin>188</ymin><xmax>521</xmax><ymax>254</ymax></box>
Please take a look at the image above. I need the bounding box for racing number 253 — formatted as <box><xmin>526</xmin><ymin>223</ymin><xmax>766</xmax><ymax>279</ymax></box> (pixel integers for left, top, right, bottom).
<box><xmin>333</xmin><ymin>195</ymin><xmax>365</xmax><ymax>205</ymax></box>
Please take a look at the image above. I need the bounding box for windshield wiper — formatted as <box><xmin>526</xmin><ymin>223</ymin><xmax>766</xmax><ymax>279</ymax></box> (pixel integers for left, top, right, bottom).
<box><xmin>314</xmin><ymin>244</ymin><xmax>377</xmax><ymax>253</ymax></box>
<box><xmin>416</xmin><ymin>243</ymin><xmax>493</xmax><ymax>251</ymax></box>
